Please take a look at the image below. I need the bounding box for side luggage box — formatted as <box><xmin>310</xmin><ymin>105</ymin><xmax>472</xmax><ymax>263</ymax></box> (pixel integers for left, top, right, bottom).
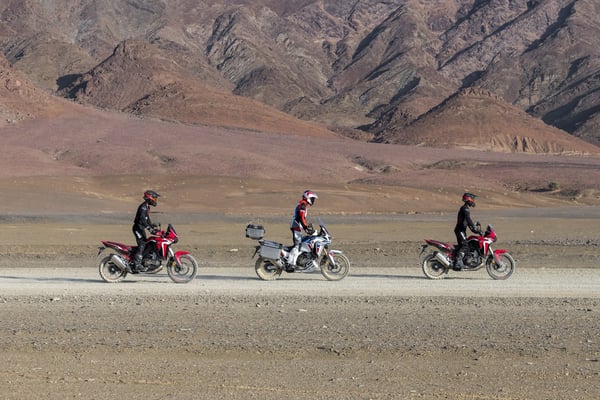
<box><xmin>259</xmin><ymin>240</ymin><xmax>283</xmax><ymax>260</ymax></box>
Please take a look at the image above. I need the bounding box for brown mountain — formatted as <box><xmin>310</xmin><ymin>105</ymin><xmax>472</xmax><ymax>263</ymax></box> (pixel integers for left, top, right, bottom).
<box><xmin>0</xmin><ymin>55</ymin><xmax>76</xmax><ymax>126</ymax></box>
<box><xmin>1</xmin><ymin>0</ymin><xmax>600</xmax><ymax>152</ymax></box>
<box><xmin>377</xmin><ymin>88</ymin><xmax>598</xmax><ymax>155</ymax></box>
<box><xmin>59</xmin><ymin>40</ymin><xmax>336</xmax><ymax>137</ymax></box>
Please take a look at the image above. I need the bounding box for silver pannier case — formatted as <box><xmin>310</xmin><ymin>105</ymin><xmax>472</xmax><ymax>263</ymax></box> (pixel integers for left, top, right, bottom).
<box><xmin>259</xmin><ymin>240</ymin><xmax>282</xmax><ymax>260</ymax></box>
<box><xmin>245</xmin><ymin>224</ymin><xmax>265</xmax><ymax>240</ymax></box>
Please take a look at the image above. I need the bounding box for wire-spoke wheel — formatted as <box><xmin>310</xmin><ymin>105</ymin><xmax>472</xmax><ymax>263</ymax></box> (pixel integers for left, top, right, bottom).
<box><xmin>486</xmin><ymin>253</ymin><xmax>515</xmax><ymax>280</ymax></box>
<box><xmin>320</xmin><ymin>253</ymin><xmax>350</xmax><ymax>281</ymax></box>
<box><xmin>255</xmin><ymin>257</ymin><xmax>282</xmax><ymax>281</ymax></box>
<box><xmin>421</xmin><ymin>253</ymin><xmax>449</xmax><ymax>280</ymax></box>
<box><xmin>167</xmin><ymin>254</ymin><xmax>198</xmax><ymax>283</ymax></box>
<box><xmin>98</xmin><ymin>255</ymin><xmax>127</xmax><ymax>283</ymax></box>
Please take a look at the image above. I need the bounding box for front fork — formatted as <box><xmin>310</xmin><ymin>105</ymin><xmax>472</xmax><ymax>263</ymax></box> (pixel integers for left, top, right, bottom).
<box><xmin>490</xmin><ymin>247</ymin><xmax>508</xmax><ymax>266</ymax></box>
<box><xmin>169</xmin><ymin>248</ymin><xmax>191</xmax><ymax>268</ymax></box>
<box><xmin>325</xmin><ymin>249</ymin><xmax>343</xmax><ymax>266</ymax></box>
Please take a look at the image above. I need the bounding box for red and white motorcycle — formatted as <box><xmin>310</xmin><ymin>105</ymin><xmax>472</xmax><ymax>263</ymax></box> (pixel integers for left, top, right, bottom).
<box><xmin>420</xmin><ymin>222</ymin><xmax>515</xmax><ymax>280</ymax></box>
<box><xmin>246</xmin><ymin>219</ymin><xmax>350</xmax><ymax>281</ymax></box>
<box><xmin>97</xmin><ymin>223</ymin><xmax>198</xmax><ymax>283</ymax></box>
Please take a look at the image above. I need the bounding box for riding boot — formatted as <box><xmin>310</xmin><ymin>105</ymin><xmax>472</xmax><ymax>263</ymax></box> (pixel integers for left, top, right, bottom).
<box><xmin>453</xmin><ymin>250</ymin><xmax>465</xmax><ymax>271</ymax></box>
<box><xmin>132</xmin><ymin>253</ymin><xmax>143</xmax><ymax>273</ymax></box>
<box><xmin>286</xmin><ymin>246</ymin><xmax>299</xmax><ymax>272</ymax></box>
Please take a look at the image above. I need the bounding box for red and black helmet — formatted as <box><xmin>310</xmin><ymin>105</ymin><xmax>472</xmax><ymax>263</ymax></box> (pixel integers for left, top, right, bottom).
<box><xmin>302</xmin><ymin>190</ymin><xmax>318</xmax><ymax>206</ymax></box>
<box><xmin>143</xmin><ymin>190</ymin><xmax>160</xmax><ymax>206</ymax></box>
<box><xmin>462</xmin><ymin>192</ymin><xmax>477</xmax><ymax>207</ymax></box>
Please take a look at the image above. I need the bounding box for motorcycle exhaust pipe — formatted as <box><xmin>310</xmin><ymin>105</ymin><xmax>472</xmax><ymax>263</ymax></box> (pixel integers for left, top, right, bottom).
<box><xmin>434</xmin><ymin>252</ymin><xmax>451</xmax><ymax>267</ymax></box>
<box><xmin>110</xmin><ymin>254</ymin><xmax>130</xmax><ymax>271</ymax></box>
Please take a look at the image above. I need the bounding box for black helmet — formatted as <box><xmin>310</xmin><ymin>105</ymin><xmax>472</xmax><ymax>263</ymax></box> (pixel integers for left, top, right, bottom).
<box><xmin>462</xmin><ymin>192</ymin><xmax>477</xmax><ymax>207</ymax></box>
<box><xmin>143</xmin><ymin>190</ymin><xmax>160</xmax><ymax>206</ymax></box>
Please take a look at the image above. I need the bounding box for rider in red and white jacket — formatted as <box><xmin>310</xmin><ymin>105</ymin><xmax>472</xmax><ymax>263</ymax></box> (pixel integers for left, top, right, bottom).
<box><xmin>287</xmin><ymin>190</ymin><xmax>318</xmax><ymax>265</ymax></box>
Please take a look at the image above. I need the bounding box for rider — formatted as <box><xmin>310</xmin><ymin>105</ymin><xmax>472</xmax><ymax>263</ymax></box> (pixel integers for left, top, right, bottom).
<box><xmin>287</xmin><ymin>190</ymin><xmax>318</xmax><ymax>268</ymax></box>
<box><xmin>453</xmin><ymin>192</ymin><xmax>480</xmax><ymax>270</ymax></box>
<box><xmin>132</xmin><ymin>190</ymin><xmax>160</xmax><ymax>271</ymax></box>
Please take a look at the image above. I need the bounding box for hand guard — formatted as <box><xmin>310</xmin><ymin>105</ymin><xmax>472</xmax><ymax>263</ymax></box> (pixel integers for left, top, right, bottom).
<box><xmin>305</xmin><ymin>223</ymin><xmax>315</xmax><ymax>235</ymax></box>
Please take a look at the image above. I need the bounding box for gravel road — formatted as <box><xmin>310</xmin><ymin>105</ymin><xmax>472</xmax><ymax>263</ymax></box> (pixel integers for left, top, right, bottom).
<box><xmin>1</xmin><ymin>266</ymin><xmax>599</xmax><ymax>400</ymax></box>
<box><xmin>1</xmin><ymin>266</ymin><xmax>598</xmax><ymax>298</ymax></box>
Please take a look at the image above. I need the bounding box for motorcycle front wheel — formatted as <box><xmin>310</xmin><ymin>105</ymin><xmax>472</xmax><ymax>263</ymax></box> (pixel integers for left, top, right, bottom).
<box><xmin>98</xmin><ymin>254</ymin><xmax>127</xmax><ymax>283</ymax></box>
<box><xmin>421</xmin><ymin>253</ymin><xmax>449</xmax><ymax>280</ymax></box>
<box><xmin>320</xmin><ymin>252</ymin><xmax>350</xmax><ymax>281</ymax></box>
<box><xmin>255</xmin><ymin>257</ymin><xmax>282</xmax><ymax>281</ymax></box>
<box><xmin>486</xmin><ymin>253</ymin><xmax>515</xmax><ymax>280</ymax></box>
<box><xmin>167</xmin><ymin>254</ymin><xmax>198</xmax><ymax>283</ymax></box>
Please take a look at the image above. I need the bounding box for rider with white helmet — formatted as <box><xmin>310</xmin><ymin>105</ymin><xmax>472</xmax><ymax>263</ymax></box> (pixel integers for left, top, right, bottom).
<box><xmin>287</xmin><ymin>190</ymin><xmax>318</xmax><ymax>267</ymax></box>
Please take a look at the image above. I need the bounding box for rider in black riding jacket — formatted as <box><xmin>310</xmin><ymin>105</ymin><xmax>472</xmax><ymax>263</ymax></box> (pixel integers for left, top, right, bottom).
<box><xmin>132</xmin><ymin>190</ymin><xmax>160</xmax><ymax>271</ymax></box>
<box><xmin>453</xmin><ymin>192</ymin><xmax>481</xmax><ymax>270</ymax></box>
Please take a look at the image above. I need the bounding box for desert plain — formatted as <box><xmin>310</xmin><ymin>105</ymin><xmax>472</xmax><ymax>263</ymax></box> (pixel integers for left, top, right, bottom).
<box><xmin>2</xmin><ymin>1</ymin><xmax>600</xmax><ymax>397</ymax></box>
<box><xmin>0</xmin><ymin>112</ymin><xmax>599</xmax><ymax>400</ymax></box>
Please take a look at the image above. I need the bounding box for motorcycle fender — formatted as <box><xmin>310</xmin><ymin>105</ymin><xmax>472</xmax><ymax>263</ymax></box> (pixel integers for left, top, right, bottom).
<box><xmin>493</xmin><ymin>249</ymin><xmax>508</xmax><ymax>264</ymax></box>
<box><xmin>326</xmin><ymin>250</ymin><xmax>343</xmax><ymax>266</ymax></box>
<box><xmin>173</xmin><ymin>250</ymin><xmax>190</xmax><ymax>265</ymax></box>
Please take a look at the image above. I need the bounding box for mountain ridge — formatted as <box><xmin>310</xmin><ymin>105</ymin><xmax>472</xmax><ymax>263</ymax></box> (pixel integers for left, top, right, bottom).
<box><xmin>1</xmin><ymin>0</ymin><xmax>600</xmax><ymax>153</ymax></box>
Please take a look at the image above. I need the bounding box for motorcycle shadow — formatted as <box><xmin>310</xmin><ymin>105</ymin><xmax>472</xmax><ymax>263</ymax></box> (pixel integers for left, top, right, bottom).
<box><xmin>351</xmin><ymin>273</ymin><xmax>423</xmax><ymax>280</ymax></box>
<box><xmin>0</xmin><ymin>275</ymin><xmax>100</xmax><ymax>284</ymax></box>
<box><xmin>199</xmin><ymin>273</ymin><xmax>258</xmax><ymax>281</ymax></box>
<box><xmin>351</xmin><ymin>272</ymin><xmax>490</xmax><ymax>281</ymax></box>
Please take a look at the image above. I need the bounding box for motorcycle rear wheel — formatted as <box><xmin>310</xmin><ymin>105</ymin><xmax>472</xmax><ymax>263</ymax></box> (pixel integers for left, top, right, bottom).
<box><xmin>320</xmin><ymin>253</ymin><xmax>350</xmax><ymax>281</ymax></box>
<box><xmin>167</xmin><ymin>254</ymin><xmax>198</xmax><ymax>283</ymax></box>
<box><xmin>486</xmin><ymin>253</ymin><xmax>515</xmax><ymax>280</ymax></box>
<box><xmin>421</xmin><ymin>253</ymin><xmax>449</xmax><ymax>280</ymax></box>
<box><xmin>255</xmin><ymin>257</ymin><xmax>282</xmax><ymax>281</ymax></box>
<box><xmin>98</xmin><ymin>255</ymin><xmax>127</xmax><ymax>283</ymax></box>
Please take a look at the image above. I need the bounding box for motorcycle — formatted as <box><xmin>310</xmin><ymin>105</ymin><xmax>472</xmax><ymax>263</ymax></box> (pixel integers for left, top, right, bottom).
<box><xmin>246</xmin><ymin>219</ymin><xmax>350</xmax><ymax>281</ymax></box>
<box><xmin>97</xmin><ymin>223</ymin><xmax>198</xmax><ymax>283</ymax></box>
<box><xmin>419</xmin><ymin>222</ymin><xmax>515</xmax><ymax>280</ymax></box>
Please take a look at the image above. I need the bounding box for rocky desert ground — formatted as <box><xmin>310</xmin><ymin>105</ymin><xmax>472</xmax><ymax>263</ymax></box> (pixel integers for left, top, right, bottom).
<box><xmin>0</xmin><ymin>106</ymin><xmax>599</xmax><ymax>400</ymax></box>
<box><xmin>1</xmin><ymin>178</ymin><xmax>599</xmax><ymax>399</ymax></box>
<box><xmin>2</xmin><ymin>1</ymin><xmax>600</xmax><ymax>398</ymax></box>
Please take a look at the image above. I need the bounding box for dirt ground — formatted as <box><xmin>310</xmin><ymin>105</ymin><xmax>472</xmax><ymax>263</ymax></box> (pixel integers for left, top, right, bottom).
<box><xmin>0</xmin><ymin>205</ymin><xmax>599</xmax><ymax>400</ymax></box>
<box><xmin>2</xmin><ymin>65</ymin><xmax>600</xmax><ymax>399</ymax></box>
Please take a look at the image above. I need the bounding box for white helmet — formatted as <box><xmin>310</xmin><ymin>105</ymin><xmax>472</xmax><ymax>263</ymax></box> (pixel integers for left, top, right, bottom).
<box><xmin>302</xmin><ymin>190</ymin><xmax>318</xmax><ymax>206</ymax></box>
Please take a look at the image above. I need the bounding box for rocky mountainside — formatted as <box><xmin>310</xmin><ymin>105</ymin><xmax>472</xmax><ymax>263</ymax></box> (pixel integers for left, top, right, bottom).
<box><xmin>377</xmin><ymin>88</ymin><xmax>595</xmax><ymax>154</ymax></box>
<box><xmin>0</xmin><ymin>55</ymin><xmax>76</xmax><ymax>126</ymax></box>
<box><xmin>1</xmin><ymin>0</ymin><xmax>600</xmax><ymax>152</ymax></box>
<box><xmin>57</xmin><ymin>40</ymin><xmax>337</xmax><ymax>137</ymax></box>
